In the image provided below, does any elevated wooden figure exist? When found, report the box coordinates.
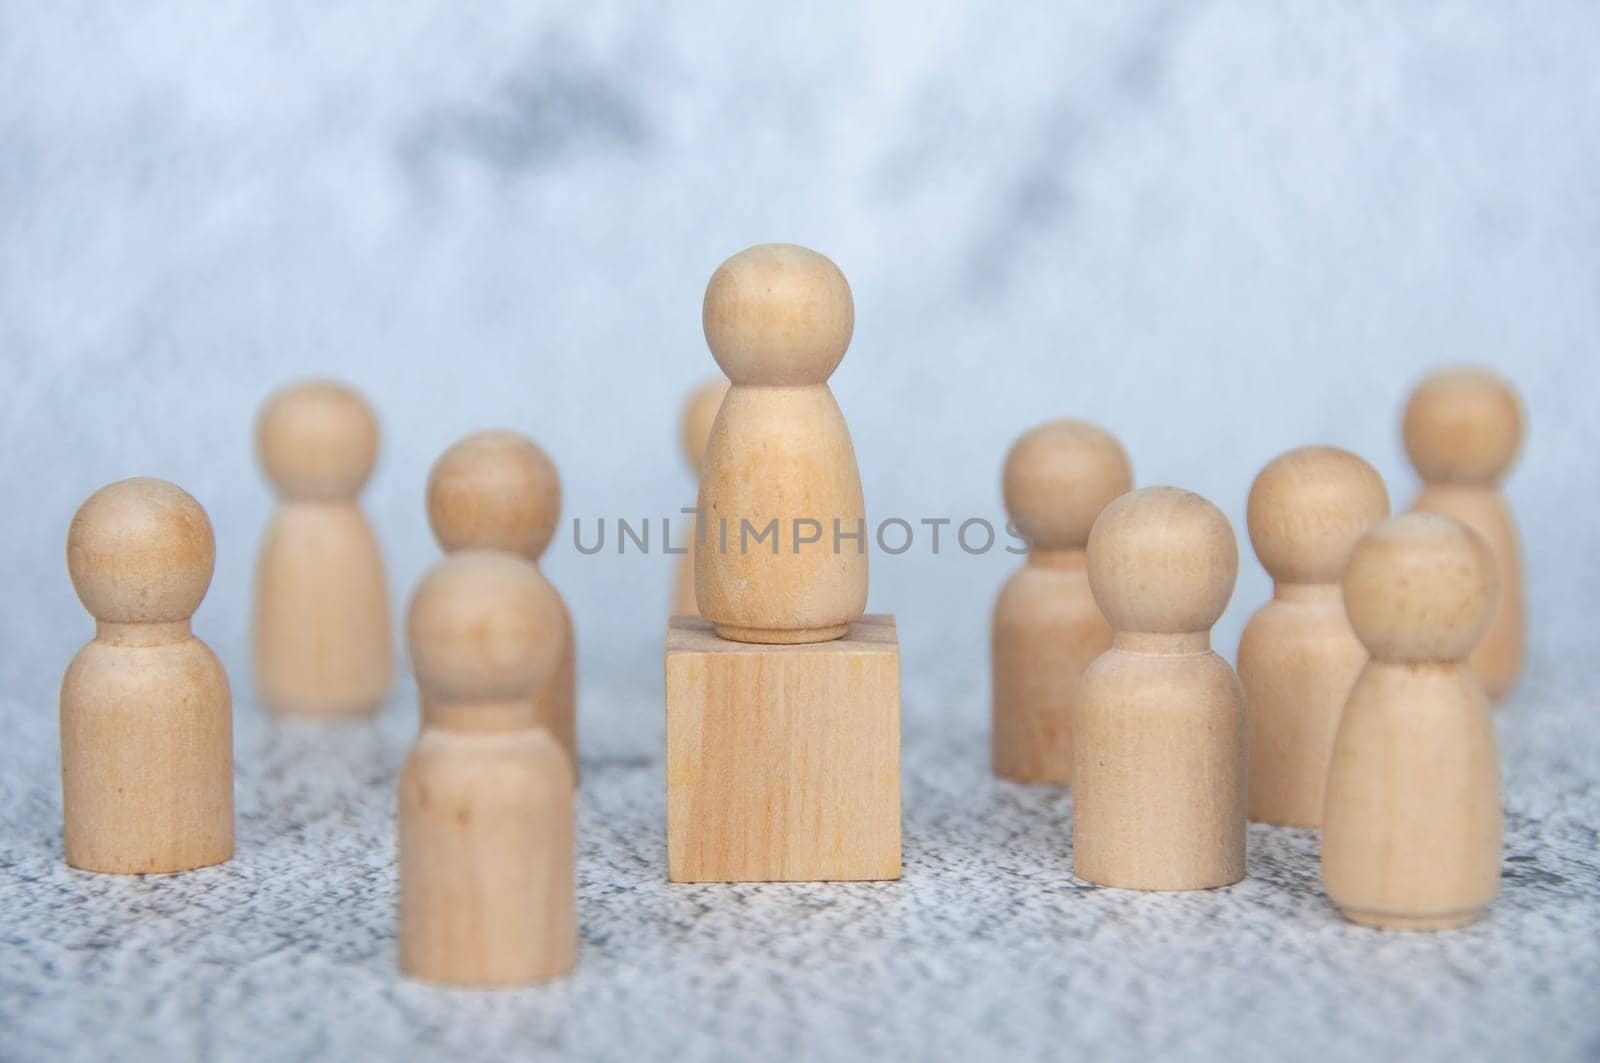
[1238,446,1389,826]
[992,419,1131,785]
[61,478,233,874]
[1403,366,1524,699]
[399,551,576,984]
[672,377,730,618]
[1322,513,1502,931]
[666,244,900,882]
[1074,486,1247,891]
[253,379,392,718]
[695,243,867,644]
[427,430,576,774]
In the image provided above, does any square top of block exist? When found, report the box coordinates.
[667,615,898,655]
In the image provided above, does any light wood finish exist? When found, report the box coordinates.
[1074,486,1246,891]
[427,430,576,775]
[253,379,392,718]
[1323,513,1502,930]
[1239,446,1389,827]
[399,551,576,985]
[992,419,1131,785]
[695,244,867,644]
[672,378,730,619]
[1403,366,1524,699]
[665,615,901,882]
[61,478,233,874]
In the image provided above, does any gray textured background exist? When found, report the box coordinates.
[2,3,1598,1060]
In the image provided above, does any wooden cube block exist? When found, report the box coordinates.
[665,615,902,882]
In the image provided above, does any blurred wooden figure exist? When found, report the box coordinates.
[61,478,233,873]
[1074,486,1246,890]
[1239,446,1389,826]
[1323,513,1502,930]
[992,419,1131,785]
[695,243,867,643]
[1404,366,1524,698]
[253,379,392,718]
[399,551,576,985]
[427,430,575,774]
[672,378,729,618]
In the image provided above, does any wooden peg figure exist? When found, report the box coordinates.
[1238,446,1389,826]
[1074,486,1246,891]
[61,478,233,873]
[672,378,730,618]
[992,419,1132,784]
[426,430,575,774]
[399,551,576,985]
[1322,513,1501,930]
[253,379,392,718]
[696,244,867,644]
[1403,366,1525,698]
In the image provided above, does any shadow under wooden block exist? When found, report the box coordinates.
[665,615,902,882]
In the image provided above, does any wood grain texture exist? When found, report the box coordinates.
[665,615,900,882]
[61,478,233,874]
[1322,512,1502,930]
[694,244,867,644]
[399,551,576,984]
[1073,486,1246,891]
[672,378,729,619]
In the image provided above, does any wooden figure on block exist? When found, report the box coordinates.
[399,550,576,985]
[61,478,233,874]
[427,430,575,775]
[672,377,729,618]
[1322,513,1502,931]
[666,244,900,882]
[696,243,867,644]
[992,419,1131,785]
[253,379,392,718]
[1238,446,1389,827]
[1403,366,1525,699]
[1073,486,1247,891]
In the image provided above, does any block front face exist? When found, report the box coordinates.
[666,615,901,882]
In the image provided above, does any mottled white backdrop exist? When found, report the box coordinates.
[3,2,1596,733]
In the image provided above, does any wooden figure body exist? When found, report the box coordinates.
[399,551,576,985]
[1238,446,1389,826]
[1403,366,1524,698]
[673,378,729,618]
[427,430,575,774]
[695,244,867,644]
[253,380,392,718]
[1323,513,1502,930]
[992,419,1131,784]
[61,478,233,874]
[1073,486,1246,891]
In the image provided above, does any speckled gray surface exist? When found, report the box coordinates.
[3,658,1598,1062]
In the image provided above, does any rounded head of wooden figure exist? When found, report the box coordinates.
[256,379,379,501]
[702,244,854,386]
[1087,486,1238,635]
[67,477,215,626]
[1403,366,1524,486]
[1343,512,1497,663]
[680,378,730,471]
[408,551,565,712]
[1247,445,1390,586]
[427,430,561,561]
[1003,419,1132,553]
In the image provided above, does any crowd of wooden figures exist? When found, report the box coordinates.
[58,245,1524,985]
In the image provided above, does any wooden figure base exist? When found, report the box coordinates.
[665,615,901,882]
[1339,907,1483,932]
